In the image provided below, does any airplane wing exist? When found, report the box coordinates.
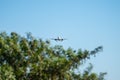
[51,38,58,41]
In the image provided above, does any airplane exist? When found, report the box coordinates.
[51,36,67,42]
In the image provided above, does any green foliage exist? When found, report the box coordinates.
[0,64,16,80]
[0,32,106,80]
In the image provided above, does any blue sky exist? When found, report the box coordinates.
[0,0,120,80]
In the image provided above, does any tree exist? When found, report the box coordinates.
[0,32,106,80]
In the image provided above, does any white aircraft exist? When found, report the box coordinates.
[51,36,67,42]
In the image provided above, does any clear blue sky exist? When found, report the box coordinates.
[0,0,120,80]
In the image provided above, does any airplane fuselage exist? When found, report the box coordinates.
[52,37,66,41]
